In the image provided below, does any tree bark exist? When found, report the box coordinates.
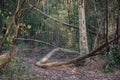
[105,0,109,43]
[0,0,26,52]
[78,0,89,57]
[117,0,120,47]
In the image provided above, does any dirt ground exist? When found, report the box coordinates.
[14,46,120,80]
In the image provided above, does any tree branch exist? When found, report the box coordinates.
[35,35,120,68]
[0,0,40,67]
[14,38,56,47]
[0,0,26,50]
[27,3,98,35]
[37,48,79,64]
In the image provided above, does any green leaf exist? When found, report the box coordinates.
[27,25,32,29]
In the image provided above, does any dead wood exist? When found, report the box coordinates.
[35,35,120,68]
[14,38,56,47]
[36,48,79,64]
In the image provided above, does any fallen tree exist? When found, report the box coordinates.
[37,48,79,64]
[13,38,79,64]
[35,35,120,68]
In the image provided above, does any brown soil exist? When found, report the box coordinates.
[15,46,120,80]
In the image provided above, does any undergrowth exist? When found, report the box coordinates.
[0,58,30,80]
[102,44,120,73]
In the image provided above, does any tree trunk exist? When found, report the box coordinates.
[117,0,120,47]
[67,0,73,47]
[105,0,109,43]
[115,12,120,45]
[78,0,89,57]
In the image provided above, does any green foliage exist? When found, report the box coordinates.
[102,44,120,73]
[106,44,120,65]
[2,58,30,79]
[101,65,114,73]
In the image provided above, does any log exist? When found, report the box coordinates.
[35,35,120,68]
[36,48,79,64]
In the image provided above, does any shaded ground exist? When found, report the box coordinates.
[14,46,120,80]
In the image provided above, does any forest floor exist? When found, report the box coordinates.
[6,46,120,80]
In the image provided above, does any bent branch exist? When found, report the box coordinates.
[35,35,120,68]
[37,48,79,64]
[27,3,98,35]
[14,38,56,47]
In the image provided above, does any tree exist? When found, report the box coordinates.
[78,0,89,57]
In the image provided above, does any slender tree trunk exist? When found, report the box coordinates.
[67,0,73,47]
[116,0,120,48]
[78,0,89,57]
[105,0,110,54]
[67,0,71,23]
[105,0,109,43]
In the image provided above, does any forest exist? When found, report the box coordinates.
[0,0,120,80]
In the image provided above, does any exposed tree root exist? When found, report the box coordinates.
[35,36,120,68]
